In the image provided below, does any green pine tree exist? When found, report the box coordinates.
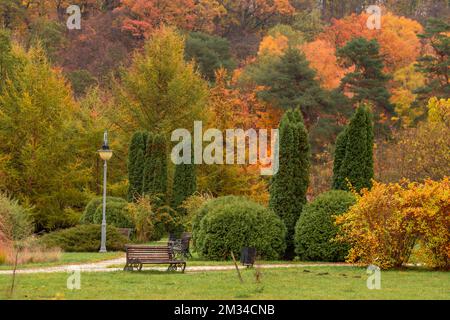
[269,108,310,259]
[172,162,197,214]
[333,104,374,192]
[337,38,393,114]
[248,47,330,120]
[414,18,450,103]
[127,131,146,202]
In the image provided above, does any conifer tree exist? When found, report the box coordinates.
[269,108,310,259]
[142,133,168,202]
[333,105,374,192]
[127,131,146,201]
[172,163,196,214]
[338,38,393,113]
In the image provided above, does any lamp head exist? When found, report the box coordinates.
[98,130,113,161]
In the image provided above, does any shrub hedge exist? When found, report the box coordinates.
[194,196,286,260]
[294,190,355,262]
[80,197,133,229]
[39,224,128,252]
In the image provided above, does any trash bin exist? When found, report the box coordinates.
[240,247,256,267]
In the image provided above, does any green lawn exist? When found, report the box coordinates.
[1,266,448,300]
[0,252,124,270]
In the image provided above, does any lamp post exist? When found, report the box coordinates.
[98,130,113,253]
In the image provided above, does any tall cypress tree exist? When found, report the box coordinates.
[331,127,348,190]
[127,131,146,201]
[172,163,197,214]
[269,108,310,259]
[333,104,374,192]
[142,133,168,202]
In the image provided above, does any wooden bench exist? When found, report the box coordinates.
[124,245,186,272]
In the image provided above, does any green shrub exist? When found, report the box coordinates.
[39,224,128,252]
[294,190,355,262]
[80,197,127,225]
[93,202,134,229]
[192,196,238,249]
[0,192,33,241]
[194,197,286,260]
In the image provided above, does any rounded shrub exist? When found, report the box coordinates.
[294,190,355,262]
[194,197,286,260]
[93,202,134,229]
[39,224,128,252]
[192,196,242,249]
[80,196,127,225]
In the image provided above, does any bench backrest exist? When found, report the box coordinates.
[125,245,173,261]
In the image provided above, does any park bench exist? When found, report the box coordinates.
[124,245,186,272]
[168,232,192,259]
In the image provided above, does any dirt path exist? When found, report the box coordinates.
[0,257,353,275]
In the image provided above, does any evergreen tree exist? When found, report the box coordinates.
[249,47,330,120]
[337,38,394,114]
[331,127,348,189]
[333,105,374,192]
[127,131,146,202]
[172,163,196,214]
[415,18,450,103]
[142,133,168,202]
[184,32,236,82]
[269,108,310,259]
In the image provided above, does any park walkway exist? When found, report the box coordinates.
[0,257,352,275]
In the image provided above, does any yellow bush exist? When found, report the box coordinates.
[401,178,450,269]
[336,178,450,270]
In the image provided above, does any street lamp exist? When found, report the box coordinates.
[98,130,113,253]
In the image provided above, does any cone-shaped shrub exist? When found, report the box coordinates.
[172,163,196,214]
[269,108,310,259]
[127,131,146,201]
[332,104,374,192]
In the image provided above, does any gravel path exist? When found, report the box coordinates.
[0,257,353,275]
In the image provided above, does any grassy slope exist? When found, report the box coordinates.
[0,266,448,300]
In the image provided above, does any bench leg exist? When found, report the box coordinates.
[138,264,143,271]
[182,263,186,273]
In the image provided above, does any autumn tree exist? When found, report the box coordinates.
[113,27,208,135]
[337,37,393,114]
[217,0,295,35]
[390,64,426,127]
[375,98,450,183]
[119,0,224,39]
[0,44,92,230]
[270,108,310,259]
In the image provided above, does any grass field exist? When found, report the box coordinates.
[0,252,123,270]
[1,266,448,300]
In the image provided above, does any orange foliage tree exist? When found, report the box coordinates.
[319,12,423,73]
[118,0,224,38]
